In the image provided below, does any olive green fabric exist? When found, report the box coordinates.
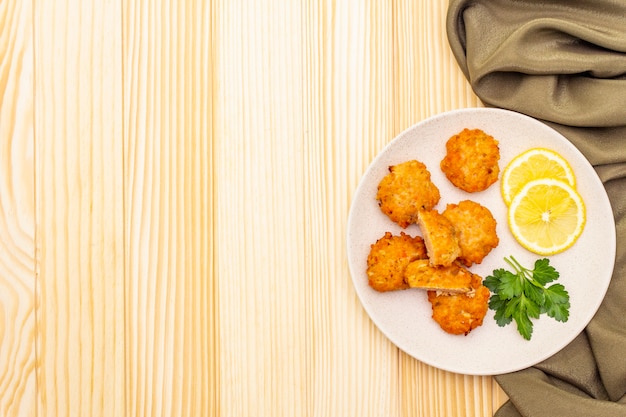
[446,1,626,416]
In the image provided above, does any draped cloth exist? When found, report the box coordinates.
[446,1,626,415]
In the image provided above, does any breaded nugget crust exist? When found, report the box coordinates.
[427,274,490,335]
[366,232,427,292]
[440,128,500,192]
[405,260,472,293]
[377,160,441,228]
[417,209,461,267]
[442,200,499,266]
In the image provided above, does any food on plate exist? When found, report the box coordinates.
[501,147,576,206]
[508,178,585,256]
[365,128,510,335]
[405,259,473,294]
[442,200,499,266]
[416,209,461,267]
[428,273,490,336]
[366,231,427,292]
[376,160,441,228]
[440,128,500,192]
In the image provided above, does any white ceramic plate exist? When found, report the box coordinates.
[347,108,616,376]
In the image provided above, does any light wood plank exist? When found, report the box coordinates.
[214,1,311,415]
[33,1,125,415]
[123,1,218,415]
[392,0,481,126]
[302,1,401,415]
[0,0,35,416]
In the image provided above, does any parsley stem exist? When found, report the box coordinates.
[504,255,526,277]
[504,256,544,289]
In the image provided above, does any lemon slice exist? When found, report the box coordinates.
[501,148,576,206]
[508,178,585,255]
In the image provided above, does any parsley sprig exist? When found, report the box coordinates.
[483,256,570,340]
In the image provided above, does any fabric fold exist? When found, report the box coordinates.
[446,1,626,415]
[448,0,626,129]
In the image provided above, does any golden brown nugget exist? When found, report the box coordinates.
[427,274,490,336]
[366,232,428,292]
[440,128,500,193]
[442,200,499,267]
[405,260,472,294]
[416,209,461,267]
[376,160,441,228]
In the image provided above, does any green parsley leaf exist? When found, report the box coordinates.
[543,284,570,322]
[513,307,534,341]
[498,270,523,299]
[523,279,545,306]
[483,255,569,340]
[483,270,504,292]
[532,258,559,286]
[520,294,541,319]
[489,296,513,327]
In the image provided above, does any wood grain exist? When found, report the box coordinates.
[215,1,311,415]
[123,1,218,416]
[34,1,125,416]
[0,0,35,415]
[0,0,511,415]
[302,1,400,415]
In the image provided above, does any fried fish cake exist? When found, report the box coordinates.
[404,259,472,294]
[440,128,500,193]
[416,209,461,267]
[366,232,428,292]
[376,160,441,228]
[442,200,499,267]
[427,274,490,336]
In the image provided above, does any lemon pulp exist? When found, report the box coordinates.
[508,178,585,255]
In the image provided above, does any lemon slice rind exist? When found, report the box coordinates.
[501,147,576,206]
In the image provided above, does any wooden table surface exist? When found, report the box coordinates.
[1,0,509,415]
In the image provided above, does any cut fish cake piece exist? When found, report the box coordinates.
[404,260,472,294]
[442,200,499,267]
[417,209,461,267]
[366,231,428,292]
